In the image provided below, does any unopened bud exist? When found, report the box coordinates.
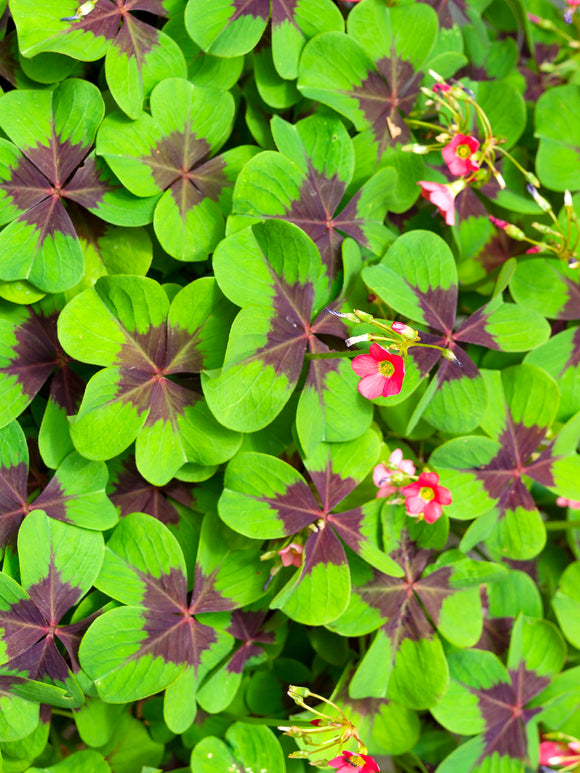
[325,308,360,323]
[528,13,556,29]
[280,726,303,738]
[352,309,375,324]
[428,69,445,82]
[401,143,430,155]
[569,255,579,269]
[494,172,506,190]
[527,184,552,212]
[288,685,311,699]
[345,334,372,347]
[564,190,574,209]
[288,751,310,760]
[504,224,526,241]
[442,349,463,366]
[531,221,560,237]
[392,321,418,340]
[524,171,540,187]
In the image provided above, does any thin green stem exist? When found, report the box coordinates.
[545,520,580,531]
[305,351,358,360]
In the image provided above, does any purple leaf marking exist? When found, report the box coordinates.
[109,457,192,524]
[0,462,29,548]
[230,0,270,23]
[225,610,275,674]
[357,536,453,644]
[471,663,548,763]
[475,423,554,517]
[0,569,96,684]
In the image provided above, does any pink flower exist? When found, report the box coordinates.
[373,450,416,498]
[557,497,580,510]
[433,83,452,93]
[417,179,466,226]
[329,751,380,773]
[402,472,452,524]
[525,245,542,254]
[351,344,405,399]
[539,740,580,766]
[489,215,509,230]
[391,321,417,340]
[566,0,580,7]
[442,134,480,177]
[278,543,304,568]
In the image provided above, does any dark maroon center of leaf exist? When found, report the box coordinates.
[350,56,421,150]
[475,422,552,516]
[110,457,192,525]
[357,536,453,646]
[472,664,549,763]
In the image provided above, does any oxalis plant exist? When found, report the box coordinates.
[0,0,580,771]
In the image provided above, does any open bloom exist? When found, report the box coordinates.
[351,344,405,399]
[278,543,304,568]
[442,134,480,176]
[373,450,416,498]
[329,751,380,773]
[417,179,466,226]
[402,472,452,524]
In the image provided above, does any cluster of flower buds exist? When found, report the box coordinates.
[400,71,573,233]
[374,449,452,524]
[278,686,380,771]
[326,308,461,400]
[489,189,579,268]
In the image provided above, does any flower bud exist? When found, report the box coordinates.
[288,685,311,699]
[345,333,372,347]
[564,190,574,209]
[401,143,430,154]
[531,222,560,237]
[568,255,579,269]
[524,171,540,187]
[352,309,375,324]
[527,184,552,212]
[392,321,418,340]
[504,224,526,241]
[325,308,360,323]
[442,349,463,366]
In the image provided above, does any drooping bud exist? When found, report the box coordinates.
[288,685,311,699]
[392,321,419,340]
[325,308,360,323]
[401,143,430,154]
[527,184,552,212]
[352,309,375,324]
[524,171,540,187]
[569,255,579,269]
[345,333,372,347]
[442,349,463,366]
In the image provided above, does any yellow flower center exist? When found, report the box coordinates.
[378,360,395,377]
[457,143,471,158]
[345,757,366,768]
[419,486,435,501]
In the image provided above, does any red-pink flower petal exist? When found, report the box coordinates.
[358,373,387,399]
[351,354,380,378]
[418,181,459,225]
[373,463,392,487]
[329,751,380,773]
